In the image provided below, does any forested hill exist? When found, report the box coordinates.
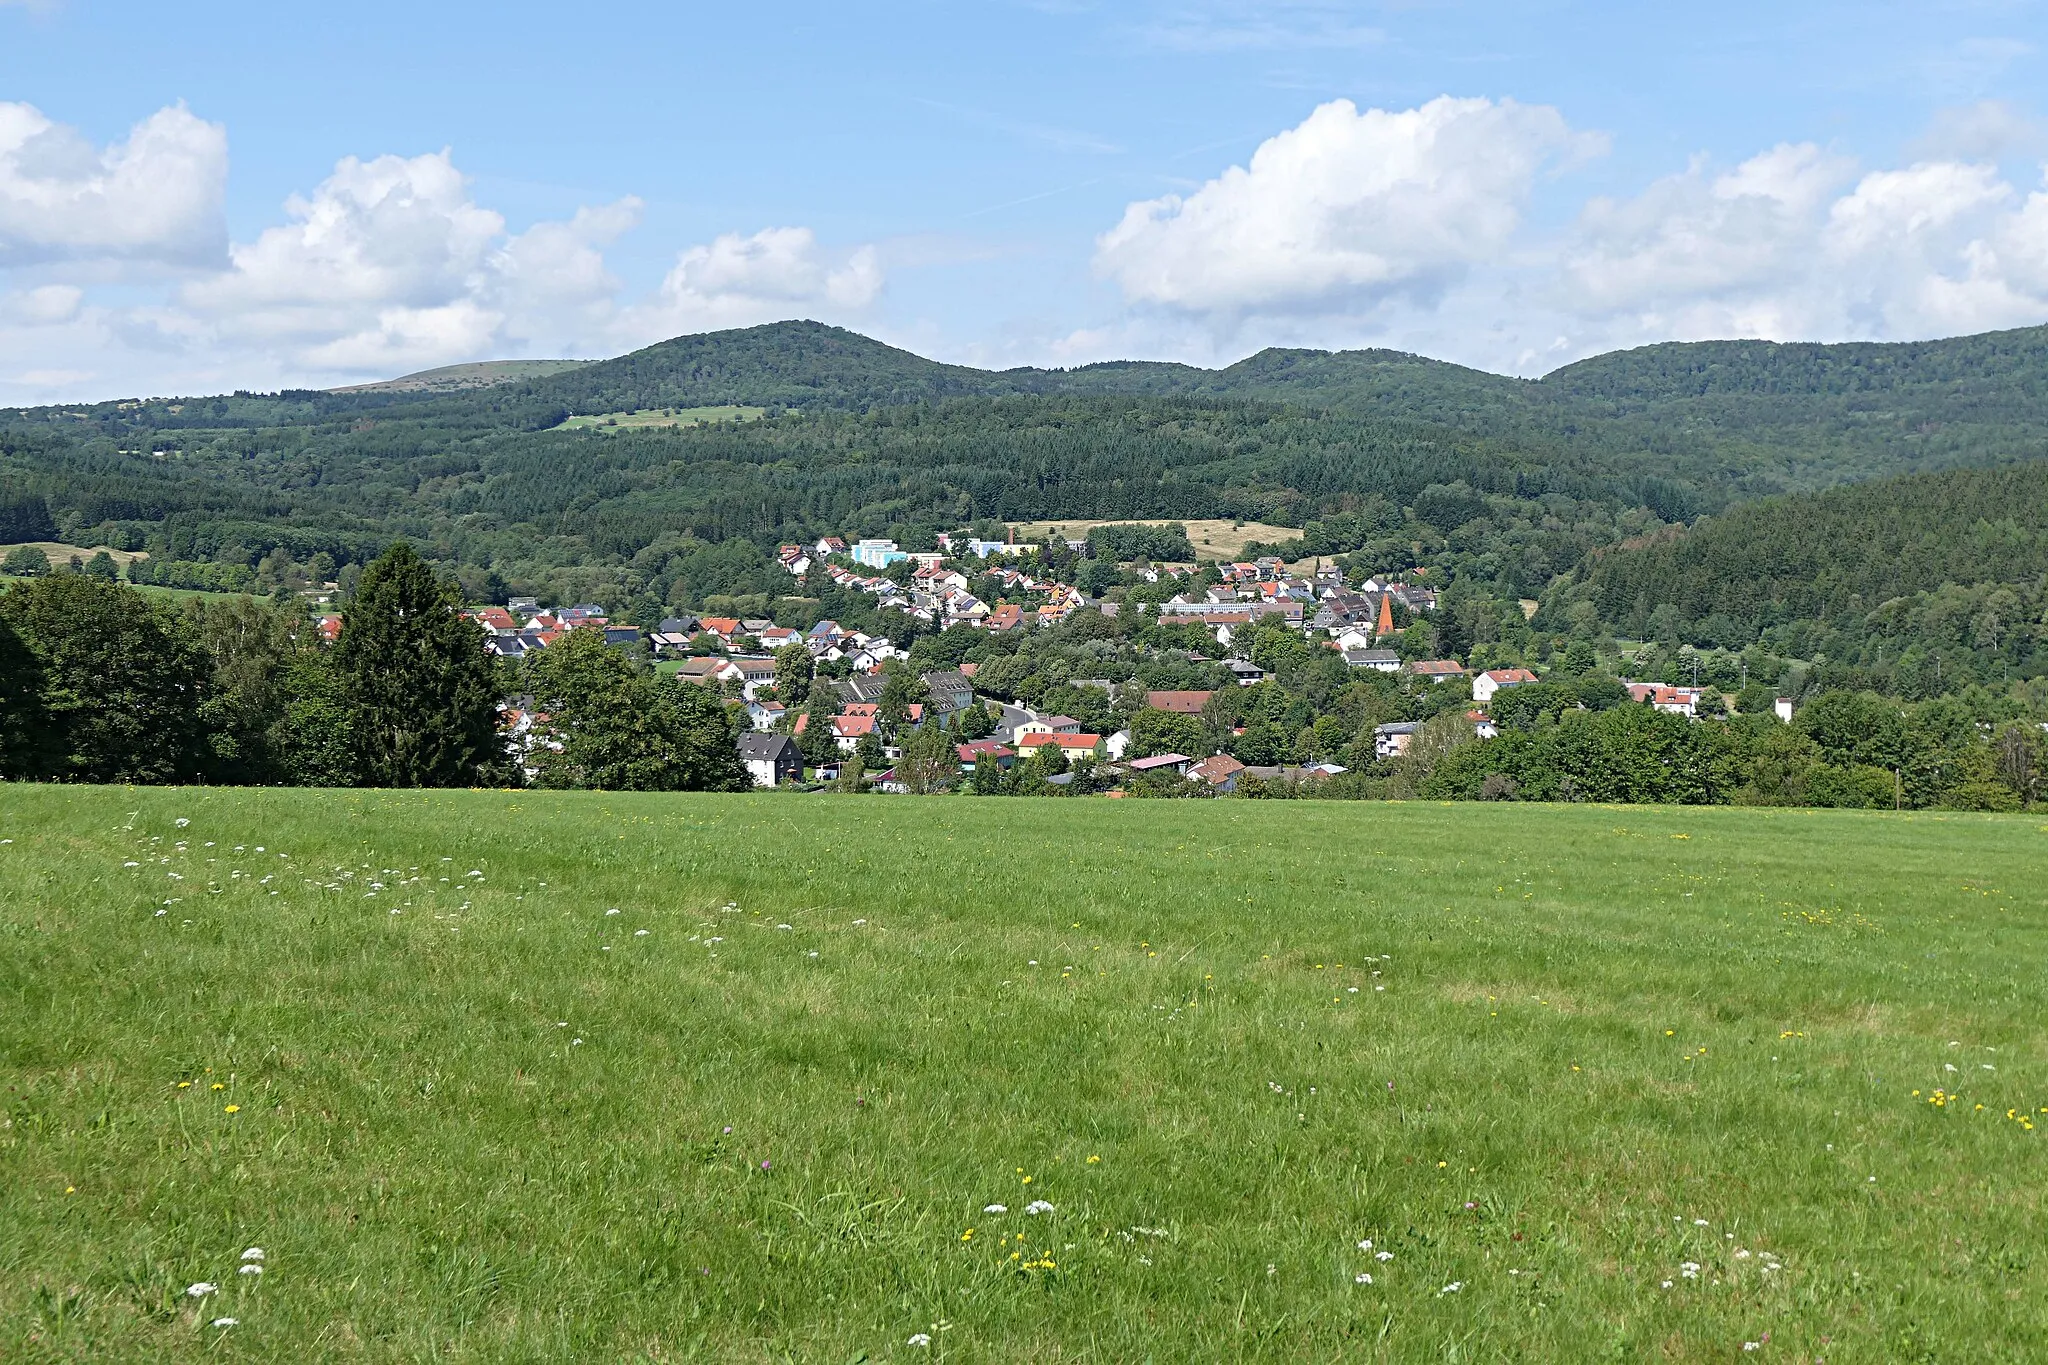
[4,317,2048,626]
[503,319,2048,489]
[1547,459,2048,693]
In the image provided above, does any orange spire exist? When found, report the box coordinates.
[1375,593,1395,639]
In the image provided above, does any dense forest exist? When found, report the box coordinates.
[5,318,2048,700]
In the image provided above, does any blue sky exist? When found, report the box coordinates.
[3,0,2047,400]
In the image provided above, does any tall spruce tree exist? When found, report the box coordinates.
[335,544,501,787]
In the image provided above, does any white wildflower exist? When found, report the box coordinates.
[241,1247,264,1261]
[238,1263,263,1275]
[635,929,650,936]
[908,1333,932,1347]
[1354,1272,1373,1284]
[1377,1250,1393,1261]
[1025,1200,1054,1215]
[186,1282,217,1297]
[983,1204,1007,1214]
[605,908,620,916]
[1438,1281,1463,1294]
[209,1317,238,1327]
[175,818,190,827]
[1356,1239,1372,1251]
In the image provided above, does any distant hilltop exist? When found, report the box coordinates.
[329,358,593,395]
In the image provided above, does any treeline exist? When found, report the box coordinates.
[0,547,746,793]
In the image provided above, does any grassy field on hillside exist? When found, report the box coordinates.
[1008,518,1302,561]
[553,405,765,432]
[2,790,2044,1362]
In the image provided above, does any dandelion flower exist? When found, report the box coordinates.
[223,1104,240,1114]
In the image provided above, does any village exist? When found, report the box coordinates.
[407,527,1749,796]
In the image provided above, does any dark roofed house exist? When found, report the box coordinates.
[737,733,803,787]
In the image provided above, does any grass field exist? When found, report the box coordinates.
[1007,518,1304,562]
[0,542,149,573]
[554,406,765,432]
[2,789,2044,1362]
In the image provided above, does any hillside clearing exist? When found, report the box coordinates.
[0,541,148,571]
[553,405,765,432]
[1009,518,1303,561]
[2,790,2043,1361]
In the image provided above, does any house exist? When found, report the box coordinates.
[1104,728,1133,761]
[1016,732,1102,758]
[1374,721,1423,758]
[831,711,878,752]
[1126,752,1195,778]
[955,740,1016,773]
[1343,648,1402,672]
[922,670,975,718]
[737,733,804,787]
[314,613,343,643]
[746,699,788,732]
[1038,715,1083,735]
[986,604,1026,633]
[832,675,884,706]
[1188,753,1247,789]
[1145,690,1214,715]
[602,625,641,648]
[697,616,742,646]
[1225,660,1268,687]
[471,606,518,633]
[1331,625,1377,652]
[673,658,730,687]
[1472,668,1539,705]
[1466,710,1499,740]
[1774,697,1795,723]
[484,635,528,658]
[728,656,781,699]
[1624,682,1704,717]
[757,626,801,652]
[814,535,848,558]
[1408,660,1468,683]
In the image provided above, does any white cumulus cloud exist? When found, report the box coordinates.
[0,100,226,266]
[621,226,883,341]
[1561,145,2048,346]
[1095,95,1597,318]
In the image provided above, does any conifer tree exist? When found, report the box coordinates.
[335,543,501,787]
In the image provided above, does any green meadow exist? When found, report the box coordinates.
[553,405,765,432]
[2,788,2044,1362]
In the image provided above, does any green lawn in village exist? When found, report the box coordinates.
[2,788,2044,1363]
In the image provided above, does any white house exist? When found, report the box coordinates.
[1471,668,1539,705]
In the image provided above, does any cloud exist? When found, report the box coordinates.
[1560,144,2048,345]
[621,227,883,340]
[1906,100,2048,162]
[166,151,877,379]
[1095,96,1596,319]
[0,100,226,266]
[0,112,886,399]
